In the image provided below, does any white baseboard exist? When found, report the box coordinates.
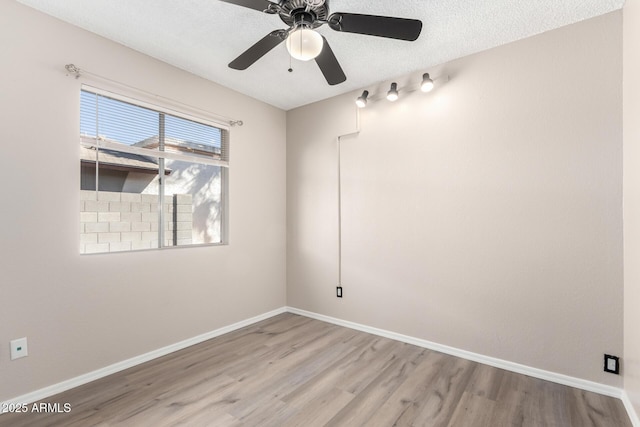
[286,306,623,399]
[622,391,640,427]
[0,307,287,410]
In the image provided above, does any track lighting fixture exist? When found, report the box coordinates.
[386,83,399,102]
[355,72,444,106]
[355,90,369,108]
[421,73,434,92]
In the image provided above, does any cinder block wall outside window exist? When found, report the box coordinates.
[79,190,193,254]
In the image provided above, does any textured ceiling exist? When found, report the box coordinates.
[17,0,624,110]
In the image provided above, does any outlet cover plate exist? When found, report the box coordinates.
[604,354,619,374]
[10,337,28,360]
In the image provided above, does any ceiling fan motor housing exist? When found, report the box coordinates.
[279,0,330,28]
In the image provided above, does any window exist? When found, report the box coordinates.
[79,86,229,254]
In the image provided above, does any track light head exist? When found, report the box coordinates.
[421,73,434,92]
[355,90,369,108]
[387,83,399,102]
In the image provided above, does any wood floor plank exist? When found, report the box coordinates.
[227,327,358,420]
[446,391,496,427]
[325,345,431,426]
[281,388,354,427]
[0,313,632,427]
[367,350,448,426]
[465,362,505,401]
[333,339,417,396]
[281,336,395,409]
[411,356,477,426]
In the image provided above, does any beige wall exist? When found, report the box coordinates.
[287,12,623,386]
[0,1,286,401]
[624,0,640,417]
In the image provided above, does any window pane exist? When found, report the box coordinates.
[80,90,159,149]
[79,146,222,253]
[80,147,162,193]
[160,161,223,245]
[164,114,224,161]
[80,144,163,254]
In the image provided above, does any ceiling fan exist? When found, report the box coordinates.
[221,0,423,85]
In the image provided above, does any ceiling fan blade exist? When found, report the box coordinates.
[229,30,285,70]
[218,0,271,12]
[315,36,346,86]
[328,13,422,41]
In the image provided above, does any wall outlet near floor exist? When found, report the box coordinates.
[10,337,28,360]
[336,286,343,298]
[604,354,619,374]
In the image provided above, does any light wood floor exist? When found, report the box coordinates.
[0,313,632,426]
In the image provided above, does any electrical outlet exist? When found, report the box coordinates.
[10,337,28,360]
[336,286,343,298]
[604,354,619,374]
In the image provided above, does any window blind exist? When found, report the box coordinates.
[80,87,229,167]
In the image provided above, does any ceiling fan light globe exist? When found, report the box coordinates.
[286,28,324,61]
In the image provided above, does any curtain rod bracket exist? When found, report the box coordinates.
[65,63,81,79]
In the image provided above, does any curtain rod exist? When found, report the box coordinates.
[65,64,243,127]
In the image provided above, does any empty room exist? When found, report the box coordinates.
[1,0,640,425]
